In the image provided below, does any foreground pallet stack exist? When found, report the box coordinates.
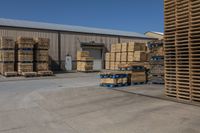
[100,72,130,87]
[77,51,93,72]
[105,42,148,70]
[17,37,36,77]
[164,0,200,102]
[0,37,17,76]
[34,38,53,76]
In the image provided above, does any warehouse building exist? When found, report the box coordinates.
[145,31,164,40]
[0,18,153,71]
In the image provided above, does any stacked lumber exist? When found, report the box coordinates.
[0,37,17,76]
[105,42,148,70]
[16,37,36,77]
[99,72,131,88]
[34,38,53,76]
[164,0,200,103]
[77,51,93,72]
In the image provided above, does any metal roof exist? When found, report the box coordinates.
[0,18,150,38]
[145,31,164,36]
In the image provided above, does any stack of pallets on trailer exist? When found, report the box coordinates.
[0,37,17,77]
[34,38,53,76]
[105,42,148,70]
[16,37,36,77]
[164,0,200,103]
[100,72,131,88]
[77,51,94,72]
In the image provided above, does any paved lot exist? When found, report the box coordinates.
[0,73,200,133]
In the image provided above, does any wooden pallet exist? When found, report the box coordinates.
[100,83,129,88]
[21,72,37,77]
[37,71,53,76]
[17,37,35,45]
[3,72,18,77]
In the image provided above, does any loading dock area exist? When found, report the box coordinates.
[0,73,199,133]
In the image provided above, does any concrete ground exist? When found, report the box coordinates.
[0,73,200,133]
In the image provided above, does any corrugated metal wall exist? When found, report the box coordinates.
[0,27,59,70]
[120,36,149,43]
[0,27,151,71]
[60,32,119,61]
[60,32,119,70]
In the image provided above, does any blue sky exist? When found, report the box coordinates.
[0,0,164,34]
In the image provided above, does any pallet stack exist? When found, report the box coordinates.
[105,42,148,70]
[100,72,130,88]
[148,41,164,84]
[34,38,53,76]
[0,37,17,76]
[77,51,93,72]
[16,37,36,77]
[118,64,147,85]
[164,0,200,102]
[148,41,164,58]
[149,56,164,84]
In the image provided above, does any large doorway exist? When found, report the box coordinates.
[81,42,105,71]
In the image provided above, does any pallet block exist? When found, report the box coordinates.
[105,61,110,70]
[121,43,128,52]
[77,51,90,61]
[105,53,110,62]
[18,50,33,62]
[116,53,121,62]
[115,43,122,53]
[34,38,50,50]
[0,50,15,62]
[111,44,116,53]
[35,50,49,62]
[17,37,35,44]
